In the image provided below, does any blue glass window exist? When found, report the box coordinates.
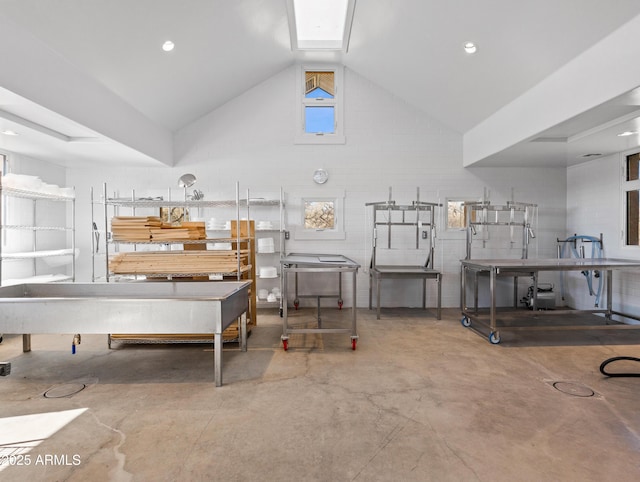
[305,106,335,134]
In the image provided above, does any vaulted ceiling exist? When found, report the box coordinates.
[2,0,640,168]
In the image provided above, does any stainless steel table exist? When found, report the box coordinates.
[0,281,251,386]
[369,265,441,320]
[460,258,640,344]
[280,253,360,350]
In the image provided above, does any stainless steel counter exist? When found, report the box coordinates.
[0,281,251,386]
[460,258,640,344]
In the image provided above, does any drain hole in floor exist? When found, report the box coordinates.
[44,383,86,398]
[552,381,595,397]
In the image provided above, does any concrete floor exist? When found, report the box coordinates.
[1,307,640,481]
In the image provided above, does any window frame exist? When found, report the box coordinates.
[295,65,345,145]
[292,191,346,240]
[437,197,479,241]
[623,151,640,248]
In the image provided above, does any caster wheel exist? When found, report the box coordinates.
[0,336,3,344]
[282,339,288,351]
[489,332,501,345]
[351,338,357,350]
[294,300,299,310]
[461,316,471,327]
[338,300,344,310]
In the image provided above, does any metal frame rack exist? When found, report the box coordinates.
[366,187,442,319]
[92,182,247,282]
[91,183,284,282]
[90,182,283,346]
[252,188,286,310]
[0,177,76,286]
[463,194,538,312]
[556,233,605,308]
[465,198,538,260]
[0,174,76,347]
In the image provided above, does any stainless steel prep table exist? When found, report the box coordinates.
[369,266,441,320]
[0,281,251,386]
[280,253,360,350]
[460,258,640,344]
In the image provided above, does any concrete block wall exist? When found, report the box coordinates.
[60,66,567,308]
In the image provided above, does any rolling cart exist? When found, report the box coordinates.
[280,253,360,351]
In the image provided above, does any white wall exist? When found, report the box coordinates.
[62,65,567,308]
[567,152,640,320]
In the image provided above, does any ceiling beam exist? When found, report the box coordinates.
[463,12,640,167]
[0,15,173,166]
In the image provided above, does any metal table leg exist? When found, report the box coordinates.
[436,272,442,320]
[214,331,222,387]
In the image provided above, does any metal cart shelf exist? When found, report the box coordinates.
[280,253,360,351]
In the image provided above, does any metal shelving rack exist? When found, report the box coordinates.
[91,184,284,281]
[0,180,76,286]
[92,182,246,281]
[90,182,284,345]
[251,188,286,309]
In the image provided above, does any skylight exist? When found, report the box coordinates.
[290,0,355,50]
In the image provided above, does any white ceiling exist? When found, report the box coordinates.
[2,0,640,168]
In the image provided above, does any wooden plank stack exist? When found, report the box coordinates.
[181,221,207,239]
[111,216,163,241]
[109,250,250,275]
[109,218,256,344]
[111,217,207,242]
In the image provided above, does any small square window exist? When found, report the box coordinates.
[446,200,474,230]
[304,200,335,229]
[292,191,345,240]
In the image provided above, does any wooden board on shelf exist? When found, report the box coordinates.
[111,218,207,242]
[183,226,208,280]
[108,250,250,275]
[108,220,256,344]
[109,324,251,343]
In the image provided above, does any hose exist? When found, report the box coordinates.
[599,356,640,377]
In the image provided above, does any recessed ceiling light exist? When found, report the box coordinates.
[464,42,477,54]
[1,130,18,136]
[617,130,637,137]
[162,40,175,52]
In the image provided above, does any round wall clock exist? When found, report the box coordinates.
[313,168,329,184]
